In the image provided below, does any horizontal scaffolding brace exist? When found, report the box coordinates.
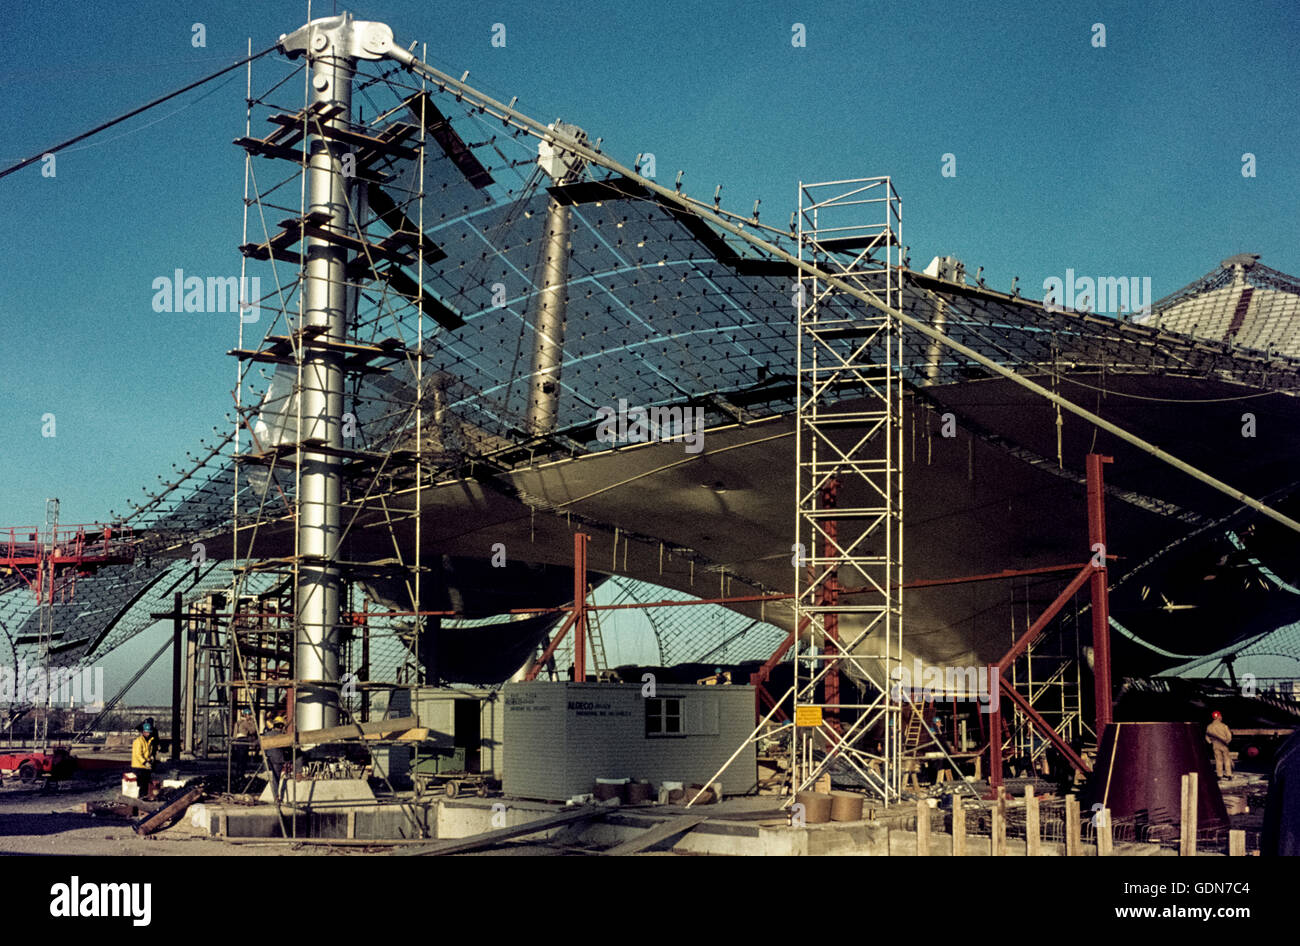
[229,330,415,372]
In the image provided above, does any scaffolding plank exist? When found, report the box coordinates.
[299,220,416,267]
[229,333,415,371]
[394,806,608,857]
[313,122,419,161]
[260,715,420,749]
[265,102,344,129]
[239,211,329,261]
[134,786,204,836]
[598,813,709,855]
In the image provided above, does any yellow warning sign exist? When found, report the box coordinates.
[795,706,823,728]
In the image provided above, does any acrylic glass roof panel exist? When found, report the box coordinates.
[0,560,194,668]
[74,58,1300,674]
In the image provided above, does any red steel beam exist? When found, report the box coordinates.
[894,562,1095,590]
[340,562,1110,623]
[749,616,807,722]
[523,610,577,682]
[999,676,1092,774]
[1087,453,1115,734]
[573,532,588,682]
[996,564,1095,675]
[988,663,1003,794]
[522,532,591,682]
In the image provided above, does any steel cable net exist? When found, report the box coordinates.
[0,560,274,670]
[16,51,1300,672]
[532,576,788,672]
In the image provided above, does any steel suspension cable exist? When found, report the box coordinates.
[0,44,278,181]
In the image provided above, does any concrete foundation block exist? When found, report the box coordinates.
[259,778,376,805]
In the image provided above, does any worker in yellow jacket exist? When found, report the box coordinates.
[1206,711,1233,780]
[131,720,158,799]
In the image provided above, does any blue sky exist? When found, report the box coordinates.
[1,0,1297,699]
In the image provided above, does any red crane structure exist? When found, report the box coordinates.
[0,504,134,610]
[0,499,134,751]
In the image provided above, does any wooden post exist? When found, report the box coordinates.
[916,798,930,856]
[1228,830,1245,857]
[952,800,966,857]
[1065,794,1080,857]
[1180,772,1198,857]
[1096,808,1113,856]
[1025,786,1040,856]
[992,797,1007,856]
[148,592,188,764]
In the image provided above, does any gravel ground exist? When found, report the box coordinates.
[0,778,366,856]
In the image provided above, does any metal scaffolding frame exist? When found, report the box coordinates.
[792,178,904,802]
[224,17,439,818]
[1006,585,1089,768]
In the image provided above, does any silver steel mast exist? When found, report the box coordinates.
[278,13,400,732]
[527,121,587,435]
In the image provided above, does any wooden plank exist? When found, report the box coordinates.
[1065,795,1080,857]
[1228,830,1246,857]
[395,806,607,857]
[114,793,166,815]
[600,814,710,856]
[260,715,420,749]
[134,786,203,837]
[916,799,930,856]
[1025,786,1040,857]
[1096,809,1113,856]
[1180,772,1198,857]
[992,798,1007,857]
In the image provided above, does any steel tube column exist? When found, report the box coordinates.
[295,25,354,732]
[527,199,569,435]
[277,14,400,731]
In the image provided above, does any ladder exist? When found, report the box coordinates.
[584,583,608,673]
[903,700,931,752]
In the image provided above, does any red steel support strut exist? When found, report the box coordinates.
[1087,453,1115,736]
[572,531,589,682]
[522,532,591,682]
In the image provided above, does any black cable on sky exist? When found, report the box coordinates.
[0,43,279,182]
